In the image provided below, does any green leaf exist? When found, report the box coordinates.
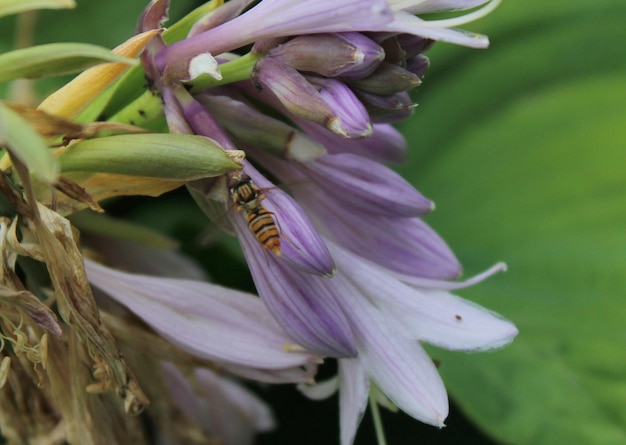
[0,0,74,18]
[397,1,626,443]
[59,133,241,180]
[0,43,137,83]
[0,101,59,183]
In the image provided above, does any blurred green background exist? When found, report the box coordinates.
[396,0,626,444]
[2,0,625,444]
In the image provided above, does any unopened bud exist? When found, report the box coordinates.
[198,94,326,161]
[356,91,416,123]
[254,57,370,138]
[347,62,421,95]
[269,32,384,78]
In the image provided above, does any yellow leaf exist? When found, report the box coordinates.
[38,29,161,120]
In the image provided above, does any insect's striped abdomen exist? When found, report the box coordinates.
[246,208,281,256]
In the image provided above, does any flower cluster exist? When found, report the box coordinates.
[0,0,515,444]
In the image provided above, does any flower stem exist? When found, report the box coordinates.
[369,386,388,445]
[187,52,263,93]
[107,90,163,128]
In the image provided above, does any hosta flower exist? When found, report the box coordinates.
[100,0,515,441]
[0,0,516,444]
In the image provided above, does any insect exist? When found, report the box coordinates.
[228,173,282,257]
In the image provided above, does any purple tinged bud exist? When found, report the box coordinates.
[254,57,337,126]
[177,90,237,149]
[347,62,421,96]
[377,35,407,67]
[306,76,373,138]
[254,57,370,138]
[269,33,384,78]
[406,54,430,79]
[137,0,168,85]
[396,34,435,58]
[356,90,416,123]
[198,94,327,162]
[299,153,433,218]
[137,0,169,34]
[162,88,194,134]
[252,37,289,56]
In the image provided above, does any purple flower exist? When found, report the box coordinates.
[162,362,275,445]
[84,258,321,381]
[131,0,516,439]
[156,0,395,70]
[299,243,516,444]
[267,32,385,78]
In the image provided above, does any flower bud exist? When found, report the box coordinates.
[198,94,327,162]
[269,32,384,78]
[406,54,430,79]
[307,76,372,138]
[347,62,421,95]
[254,57,371,138]
[356,90,415,123]
[396,34,435,58]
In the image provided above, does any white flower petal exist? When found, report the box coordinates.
[223,362,318,385]
[389,0,490,14]
[338,359,370,445]
[298,375,339,401]
[331,245,517,351]
[344,287,449,426]
[85,259,318,370]
[384,10,489,48]
[329,264,449,426]
[387,289,519,351]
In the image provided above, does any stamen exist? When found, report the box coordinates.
[418,0,502,28]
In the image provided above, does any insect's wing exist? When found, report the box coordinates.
[187,181,235,235]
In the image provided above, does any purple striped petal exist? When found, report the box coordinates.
[297,119,408,164]
[157,0,394,69]
[331,244,518,352]
[297,153,433,217]
[338,359,370,445]
[234,218,356,358]
[243,165,336,276]
[85,259,319,371]
[300,192,462,279]
[329,264,449,427]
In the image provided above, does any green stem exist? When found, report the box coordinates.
[369,387,388,445]
[107,90,164,127]
[187,52,263,93]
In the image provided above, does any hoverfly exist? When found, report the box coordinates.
[227,173,282,257]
